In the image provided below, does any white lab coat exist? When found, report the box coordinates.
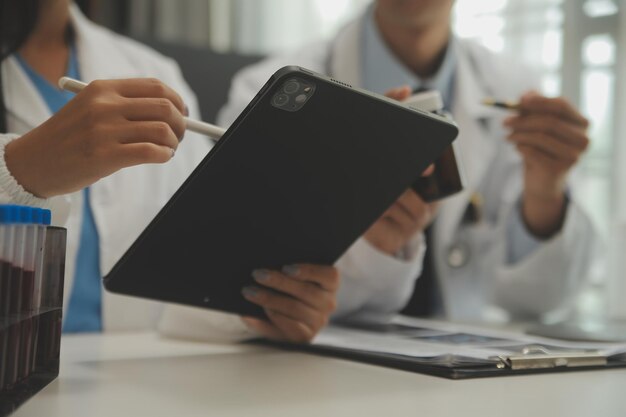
[0,6,216,331]
[0,6,426,340]
[218,18,598,323]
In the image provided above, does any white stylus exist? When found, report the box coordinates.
[58,77,227,140]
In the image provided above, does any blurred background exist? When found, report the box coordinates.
[78,0,626,320]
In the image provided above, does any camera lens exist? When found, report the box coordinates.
[283,80,300,94]
[272,93,289,107]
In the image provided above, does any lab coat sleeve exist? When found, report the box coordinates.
[506,201,543,263]
[158,305,259,343]
[491,196,597,319]
[474,107,599,319]
[333,235,426,321]
[453,43,597,320]
[0,133,70,225]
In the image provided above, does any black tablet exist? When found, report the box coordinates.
[103,66,459,318]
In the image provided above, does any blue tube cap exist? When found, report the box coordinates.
[18,205,33,224]
[32,208,43,225]
[0,205,14,223]
[42,209,52,226]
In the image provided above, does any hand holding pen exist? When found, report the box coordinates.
[484,91,590,237]
[59,77,226,139]
[5,78,213,198]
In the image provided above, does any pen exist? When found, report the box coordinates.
[58,77,227,140]
[481,97,520,111]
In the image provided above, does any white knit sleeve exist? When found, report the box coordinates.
[0,134,71,226]
[0,133,50,207]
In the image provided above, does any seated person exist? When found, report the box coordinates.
[0,0,340,343]
[213,0,597,326]
[1,0,429,343]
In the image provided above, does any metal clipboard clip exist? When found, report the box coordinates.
[495,345,608,370]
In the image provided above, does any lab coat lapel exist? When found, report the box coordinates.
[329,26,502,250]
[434,43,500,249]
[1,6,125,132]
[2,4,121,133]
[71,5,122,83]
[2,57,52,133]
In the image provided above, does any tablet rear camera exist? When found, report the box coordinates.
[272,77,315,112]
[283,80,300,94]
[272,93,290,107]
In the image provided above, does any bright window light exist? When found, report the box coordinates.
[542,30,562,69]
[541,74,561,97]
[581,69,614,155]
[582,34,616,67]
[583,0,619,17]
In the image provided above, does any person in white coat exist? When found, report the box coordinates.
[0,0,344,343]
[217,0,598,323]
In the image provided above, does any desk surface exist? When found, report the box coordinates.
[12,332,626,417]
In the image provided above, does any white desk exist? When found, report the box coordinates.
[12,332,626,417]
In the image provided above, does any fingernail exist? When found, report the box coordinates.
[242,286,259,298]
[170,148,176,158]
[282,264,300,278]
[252,269,271,282]
[184,104,190,116]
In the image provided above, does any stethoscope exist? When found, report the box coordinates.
[445,192,484,269]
[441,46,497,270]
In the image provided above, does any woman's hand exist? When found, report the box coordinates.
[241,264,339,343]
[5,78,187,198]
[365,189,438,255]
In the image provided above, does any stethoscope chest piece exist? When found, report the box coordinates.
[446,241,470,268]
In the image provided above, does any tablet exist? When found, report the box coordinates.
[103,66,459,318]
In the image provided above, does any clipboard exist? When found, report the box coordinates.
[262,318,626,379]
[293,344,626,380]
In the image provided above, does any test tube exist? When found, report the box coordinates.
[29,209,49,374]
[3,205,26,388]
[17,207,38,381]
[36,223,65,372]
[1,207,62,404]
[0,205,15,391]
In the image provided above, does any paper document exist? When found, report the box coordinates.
[313,316,626,363]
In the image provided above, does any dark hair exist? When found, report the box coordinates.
[0,0,41,133]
